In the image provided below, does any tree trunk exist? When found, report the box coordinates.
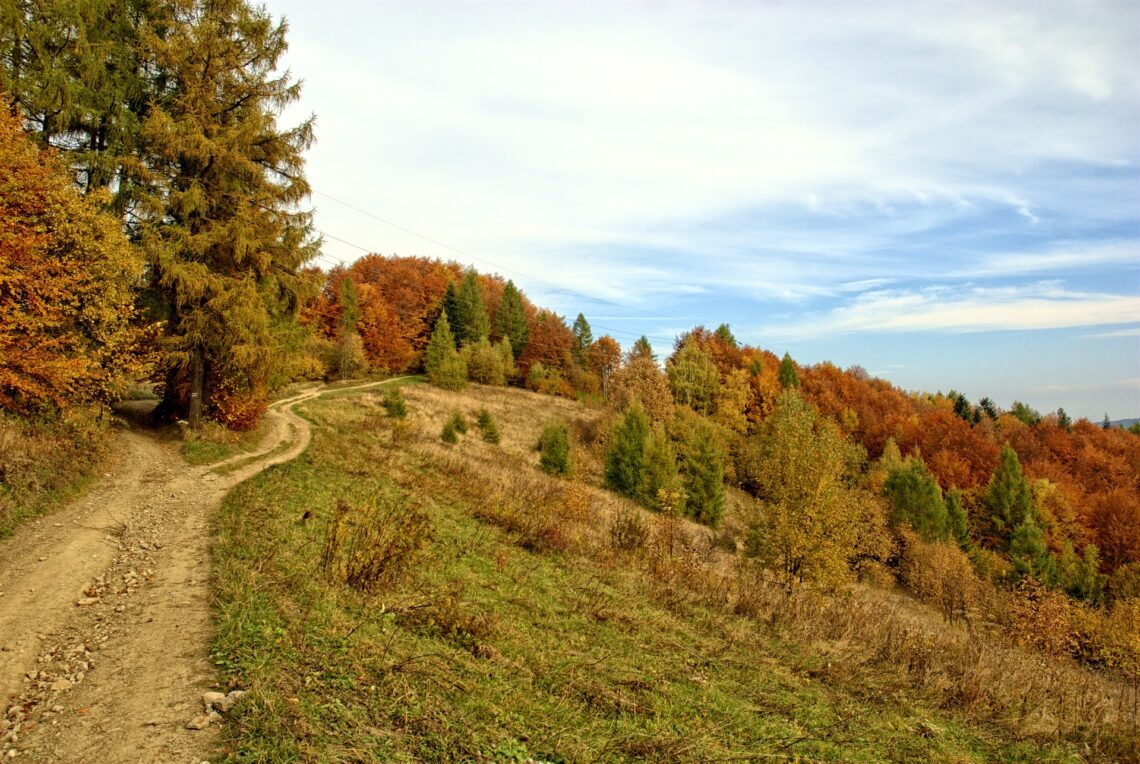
[188,344,204,429]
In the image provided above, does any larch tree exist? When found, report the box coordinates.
[745,391,866,592]
[610,355,674,425]
[137,0,319,428]
[587,335,621,399]
[714,323,737,348]
[334,277,364,380]
[681,417,726,527]
[0,0,159,197]
[628,335,656,363]
[667,338,719,415]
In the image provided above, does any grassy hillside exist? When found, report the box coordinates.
[210,382,1137,762]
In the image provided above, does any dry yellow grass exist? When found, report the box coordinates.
[344,381,1139,752]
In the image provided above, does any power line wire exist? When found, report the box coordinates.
[312,188,676,322]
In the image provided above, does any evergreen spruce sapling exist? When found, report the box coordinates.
[382,388,408,419]
[425,312,467,390]
[456,270,490,345]
[1009,515,1057,585]
[640,428,682,512]
[883,459,949,542]
[448,410,468,435]
[440,418,459,444]
[441,282,463,349]
[476,408,501,444]
[538,420,572,476]
[984,444,1035,542]
[946,489,971,551]
[604,405,650,497]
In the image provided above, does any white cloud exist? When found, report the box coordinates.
[1086,326,1140,339]
[274,0,1140,275]
[1030,377,1140,393]
[761,283,1140,340]
[971,240,1140,278]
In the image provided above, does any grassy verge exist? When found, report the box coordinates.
[210,387,1121,763]
[0,410,109,537]
[182,419,272,466]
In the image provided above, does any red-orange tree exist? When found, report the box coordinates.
[0,105,142,414]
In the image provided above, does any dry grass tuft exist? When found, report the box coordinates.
[0,409,109,535]
[321,496,433,594]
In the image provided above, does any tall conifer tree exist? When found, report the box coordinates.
[571,313,592,367]
[455,269,489,345]
[138,0,318,426]
[984,444,1035,540]
[441,281,462,349]
[494,279,528,359]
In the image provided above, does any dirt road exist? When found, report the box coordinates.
[0,381,396,762]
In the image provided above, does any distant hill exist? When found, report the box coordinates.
[1110,418,1139,429]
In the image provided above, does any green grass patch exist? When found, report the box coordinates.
[211,393,1096,763]
[182,419,271,466]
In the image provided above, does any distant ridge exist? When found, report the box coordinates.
[1110,417,1139,429]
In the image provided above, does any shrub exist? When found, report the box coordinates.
[441,419,459,444]
[434,351,468,391]
[381,387,408,418]
[476,408,501,444]
[321,496,433,593]
[527,362,566,396]
[0,411,107,535]
[448,410,469,435]
[463,339,507,385]
[1108,562,1140,604]
[538,419,573,476]
[609,506,650,551]
[898,532,980,625]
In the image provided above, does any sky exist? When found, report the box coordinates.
[269,0,1139,421]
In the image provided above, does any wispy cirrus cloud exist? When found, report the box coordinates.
[762,282,1140,340]
[1086,326,1140,339]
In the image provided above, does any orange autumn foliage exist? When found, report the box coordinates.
[0,105,143,414]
